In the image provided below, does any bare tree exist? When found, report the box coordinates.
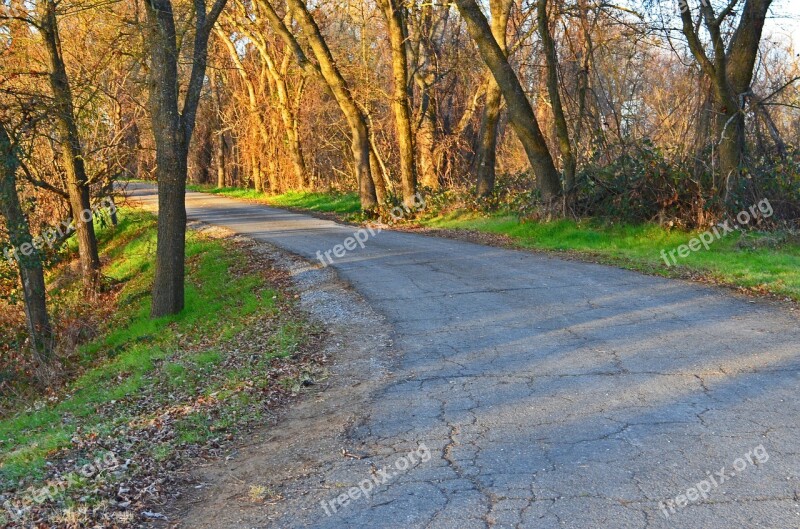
[475,0,512,197]
[377,0,418,206]
[0,122,53,364]
[679,0,773,201]
[37,0,101,291]
[455,0,562,200]
[538,0,576,193]
[258,0,381,209]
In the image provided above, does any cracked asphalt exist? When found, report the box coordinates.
[127,184,800,529]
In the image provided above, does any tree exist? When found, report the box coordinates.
[0,122,53,365]
[36,0,101,291]
[474,0,512,197]
[455,0,562,200]
[259,0,381,210]
[145,0,228,317]
[679,0,773,201]
[217,7,308,190]
[377,0,418,207]
[537,0,576,193]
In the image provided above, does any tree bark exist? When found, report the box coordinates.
[39,0,101,291]
[210,74,227,188]
[0,123,53,364]
[417,92,438,189]
[537,0,576,192]
[145,0,227,317]
[455,0,561,200]
[475,0,511,197]
[408,2,440,190]
[377,0,418,207]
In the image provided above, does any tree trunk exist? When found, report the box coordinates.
[475,0,511,197]
[716,103,745,196]
[368,147,388,204]
[40,0,101,291]
[0,123,53,364]
[409,3,440,190]
[417,92,439,189]
[680,0,772,203]
[145,0,227,317]
[377,0,418,207]
[210,74,227,188]
[263,0,379,211]
[455,0,561,200]
[537,0,576,192]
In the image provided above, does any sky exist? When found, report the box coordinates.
[763,0,800,51]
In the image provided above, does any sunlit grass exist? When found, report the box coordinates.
[186,184,361,214]
[424,211,800,301]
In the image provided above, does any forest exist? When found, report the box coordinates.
[0,0,797,382]
[0,0,799,526]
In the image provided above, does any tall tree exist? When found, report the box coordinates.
[377,0,418,207]
[0,122,53,364]
[38,0,101,291]
[145,0,227,317]
[455,0,562,200]
[537,0,576,193]
[407,1,442,190]
[679,0,773,201]
[259,0,380,210]
[474,0,512,197]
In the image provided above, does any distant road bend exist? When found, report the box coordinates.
[128,183,800,529]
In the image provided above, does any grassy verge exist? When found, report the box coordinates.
[185,186,800,302]
[0,208,321,527]
[423,211,800,301]
[186,184,361,215]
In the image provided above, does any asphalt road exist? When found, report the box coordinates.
[127,183,800,529]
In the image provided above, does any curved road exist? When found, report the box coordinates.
[128,184,799,529]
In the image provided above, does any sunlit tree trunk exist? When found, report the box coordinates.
[537,0,576,192]
[261,0,378,211]
[475,0,511,197]
[377,0,417,207]
[39,0,101,291]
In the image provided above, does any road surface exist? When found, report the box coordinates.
[127,183,799,529]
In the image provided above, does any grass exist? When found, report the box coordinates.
[0,208,313,493]
[185,185,800,302]
[186,184,361,215]
[422,211,800,301]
